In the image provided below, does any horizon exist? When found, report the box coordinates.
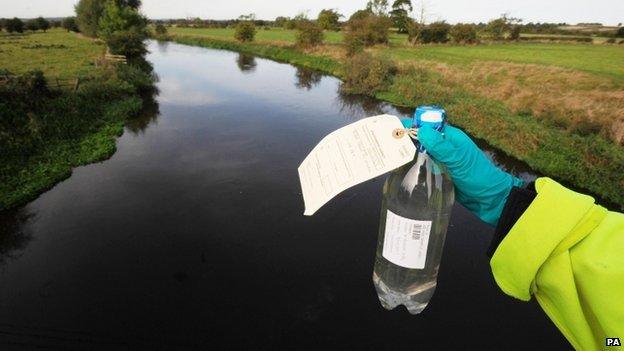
[3,0,623,26]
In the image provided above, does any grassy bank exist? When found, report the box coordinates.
[166,33,624,209]
[0,30,151,210]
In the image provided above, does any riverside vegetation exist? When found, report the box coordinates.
[0,0,155,211]
[162,15,624,209]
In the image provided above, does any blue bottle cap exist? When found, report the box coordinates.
[414,105,446,132]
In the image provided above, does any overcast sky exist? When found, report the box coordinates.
[3,0,623,25]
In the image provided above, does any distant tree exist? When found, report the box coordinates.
[349,9,373,21]
[35,17,50,32]
[25,19,39,31]
[415,21,450,43]
[390,0,412,33]
[154,23,167,35]
[99,0,149,57]
[5,18,24,33]
[449,23,478,43]
[0,18,5,32]
[234,15,256,42]
[274,16,289,28]
[317,9,342,31]
[617,27,624,38]
[50,20,62,28]
[509,25,521,40]
[75,0,106,37]
[366,0,389,16]
[486,14,521,40]
[295,19,324,48]
[62,17,79,32]
[344,14,391,54]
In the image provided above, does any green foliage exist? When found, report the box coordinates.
[295,20,324,48]
[26,19,39,31]
[509,25,521,40]
[75,0,105,37]
[616,27,624,38]
[390,0,412,33]
[415,21,450,43]
[6,18,25,33]
[155,23,167,35]
[274,16,289,28]
[366,0,389,16]
[342,52,397,94]
[234,21,256,42]
[450,23,478,43]
[317,9,342,31]
[98,0,148,57]
[486,14,522,40]
[36,17,50,32]
[349,9,373,21]
[62,17,79,32]
[344,15,391,54]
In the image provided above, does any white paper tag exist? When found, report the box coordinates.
[382,210,432,269]
[298,115,416,216]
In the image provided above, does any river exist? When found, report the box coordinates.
[0,41,567,349]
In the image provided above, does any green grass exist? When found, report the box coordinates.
[0,29,106,79]
[387,43,624,81]
[165,34,624,210]
[0,30,149,210]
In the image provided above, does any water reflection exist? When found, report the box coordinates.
[126,90,161,135]
[0,209,34,266]
[236,53,257,73]
[295,67,322,90]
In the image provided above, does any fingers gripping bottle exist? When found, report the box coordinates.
[373,106,455,314]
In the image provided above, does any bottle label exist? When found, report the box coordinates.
[382,210,432,269]
[298,115,416,216]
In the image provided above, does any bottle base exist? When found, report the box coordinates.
[373,272,437,315]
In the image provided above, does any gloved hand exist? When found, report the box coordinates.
[417,125,524,225]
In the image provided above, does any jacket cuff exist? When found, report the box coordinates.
[487,183,537,257]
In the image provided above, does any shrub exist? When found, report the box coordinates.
[416,21,450,43]
[450,23,478,43]
[6,18,25,33]
[26,19,39,32]
[62,17,79,32]
[295,20,324,48]
[154,23,167,35]
[317,9,342,31]
[35,17,50,32]
[234,21,256,42]
[616,27,624,38]
[344,15,391,54]
[274,16,289,28]
[106,28,149,57]
[606,38,616,44]
[509,25,521,40]
[341,52,397,95]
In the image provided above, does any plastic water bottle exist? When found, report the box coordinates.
[373,106,455,314]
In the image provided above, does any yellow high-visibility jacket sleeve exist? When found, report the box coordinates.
[490,177,624,351]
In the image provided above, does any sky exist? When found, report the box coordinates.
[3,0,623,25]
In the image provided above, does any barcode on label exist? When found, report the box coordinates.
[412,223,423,240]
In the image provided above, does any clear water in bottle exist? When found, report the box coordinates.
[373,149,455,314]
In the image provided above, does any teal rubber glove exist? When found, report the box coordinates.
[418,125,524,226]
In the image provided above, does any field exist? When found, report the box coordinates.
[167,28,624,209]
[0,29,106,79]
[0,29,146,210]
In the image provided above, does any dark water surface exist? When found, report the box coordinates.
[0,41,567,350]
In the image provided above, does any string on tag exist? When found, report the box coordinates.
[392,128,418,140]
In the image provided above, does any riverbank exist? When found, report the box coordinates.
[0,30,154,211]
[166,33,624,209]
